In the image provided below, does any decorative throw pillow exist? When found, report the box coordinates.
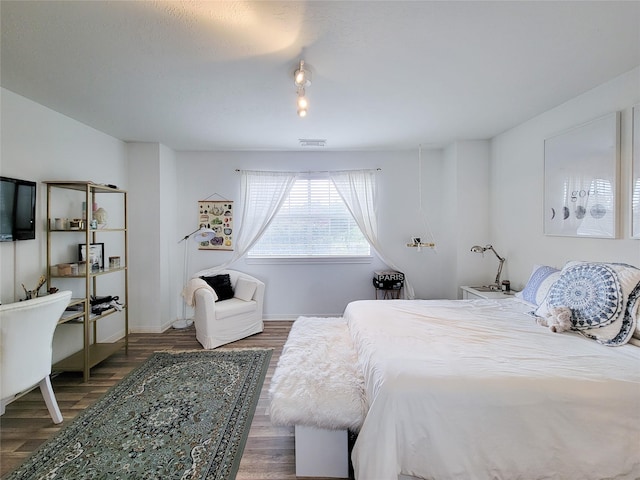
[200,274,234,302]
[535,261,640,346]
[234,277,258,302]
[515,265,560,306]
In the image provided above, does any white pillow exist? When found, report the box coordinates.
[534,261,640,346]
[234,277,258,302]
[515,265,560,306]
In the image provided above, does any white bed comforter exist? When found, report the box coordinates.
[345,299,640,480]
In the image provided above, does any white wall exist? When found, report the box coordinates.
[441,141,493,298]
[127,142,180,332]
[491,67,640,289]
[175,150,450,318]
[0,88,129,358]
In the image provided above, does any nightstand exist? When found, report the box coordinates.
[460,286,517,300]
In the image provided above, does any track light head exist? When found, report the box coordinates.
[294,60,312,88]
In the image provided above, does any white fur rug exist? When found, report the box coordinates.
[268,317,367,432]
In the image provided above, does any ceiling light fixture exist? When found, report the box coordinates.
[294,60,312,88]
[297,87,308,117]
[297,89,308,109]
[294,60,312,117]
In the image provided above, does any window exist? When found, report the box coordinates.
[249,175,370,258]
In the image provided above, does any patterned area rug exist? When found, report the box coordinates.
[6,349,272,480]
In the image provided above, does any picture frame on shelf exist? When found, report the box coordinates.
[543,111,620,238]
[78,242,104,272]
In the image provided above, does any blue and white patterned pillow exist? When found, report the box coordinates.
[515,265,560,306]
[535,261,640,346]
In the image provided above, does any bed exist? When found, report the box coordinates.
[270,261,640,480]
[347,297,640,479]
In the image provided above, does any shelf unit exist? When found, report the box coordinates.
[45,181,128,381]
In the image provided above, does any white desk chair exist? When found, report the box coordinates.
[1,290,72,423]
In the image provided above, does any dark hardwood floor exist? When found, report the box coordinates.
[0,321,345,480]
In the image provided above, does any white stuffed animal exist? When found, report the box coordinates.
[536,306,573,333]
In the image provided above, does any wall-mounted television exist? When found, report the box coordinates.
[0,176,37,241]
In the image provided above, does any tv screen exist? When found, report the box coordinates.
[0,176,36,241]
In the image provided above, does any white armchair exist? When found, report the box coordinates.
[191,269,265,349]
[0,290,72,423]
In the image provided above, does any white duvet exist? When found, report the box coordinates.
[344,299,640,480]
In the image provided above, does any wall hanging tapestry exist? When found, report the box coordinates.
[198,200,234,250]
[543,112,619,238]
[5,349,272,480]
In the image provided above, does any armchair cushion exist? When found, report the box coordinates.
[234,277,258,302]
[201,274,234,301]
[215,297,257,319]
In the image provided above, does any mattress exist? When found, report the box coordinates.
[344,298,640,480]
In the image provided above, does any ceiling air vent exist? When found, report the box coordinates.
[299,138,326,147]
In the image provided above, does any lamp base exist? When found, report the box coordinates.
[172,319,193,329]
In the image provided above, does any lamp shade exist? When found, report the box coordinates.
[192,228,215,243]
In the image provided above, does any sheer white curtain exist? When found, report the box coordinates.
[198,170,296,274]
[330,169,414,299]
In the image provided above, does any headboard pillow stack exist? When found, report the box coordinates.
[535,261,640,346]
[515,265,561,306]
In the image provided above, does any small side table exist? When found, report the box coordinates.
[373,270,404,300]
[460,286,517,300]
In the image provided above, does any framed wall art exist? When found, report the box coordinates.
[544,112,620,238]
[198,200,233,250]
[78,242,104,272]
[632,104,640,239]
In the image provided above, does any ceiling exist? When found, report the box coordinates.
[1,1,639,151]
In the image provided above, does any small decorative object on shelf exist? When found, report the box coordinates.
[54,218,67,230]
[109,256,120,269]
[406,237,436,250]
[21,275,47,300]
[79,242,105,271]
[69,219,83,230]
[94,207,108,227]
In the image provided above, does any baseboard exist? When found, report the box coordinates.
[129,315,342,330]
[100,329,128,342]
[263,314,342,321]
[129,326,170,334]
